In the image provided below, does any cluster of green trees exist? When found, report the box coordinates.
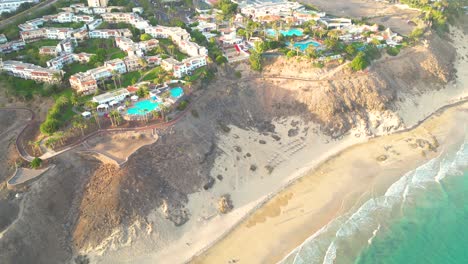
[400,0,465,34]
[215,0,238,20]
[0,2,35,20]
[350,44,381,71]
[40,95,72,135]
[249,42,264,71]
[0,73,62,100]
[190,30,227,65]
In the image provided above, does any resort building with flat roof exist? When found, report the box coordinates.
[92,88,129,105]
[1,60,61,83]
[0,40,25,53]
[0,0,39,15]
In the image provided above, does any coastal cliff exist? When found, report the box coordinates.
[68,30,460,256]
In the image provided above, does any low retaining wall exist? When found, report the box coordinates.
[7,166,52,190]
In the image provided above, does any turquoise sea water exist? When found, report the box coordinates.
[281,135,468,264]
[356,169,468,264]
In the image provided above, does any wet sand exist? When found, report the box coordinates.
[192,101,468,264]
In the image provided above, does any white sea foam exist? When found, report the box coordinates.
[322,241,337,264]
[436,141,468,181]
[367,224,381,245]
[280,140,468,264]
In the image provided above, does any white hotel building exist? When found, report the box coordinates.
[0,0,39,15]
[88,28,132,38]
[1,60,61,83]
[161,56,207,78]
[145,25,208,57]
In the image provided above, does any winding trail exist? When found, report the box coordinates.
[0,99,193,162]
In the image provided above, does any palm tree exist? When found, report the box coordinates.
[72,117,87,137]
[109,110,122,126]
[45,137,58,149]
[139,58,148,69]
[159,104,169,122]
[70,94,79,107]
[52,72,61,83]
[272,22,279,41]
[53,131,66,146]
[328,30,340,40]
[111,70,118,89]
[93,112,101,129]
[161,91,171,100]
[185,81,193,95]
[168,44,175,56]
[151,110,160,120]
[289,39,295,52]
[28,140,41,156]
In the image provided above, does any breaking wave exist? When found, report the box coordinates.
[280,137,468,264]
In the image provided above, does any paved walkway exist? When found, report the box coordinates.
[0,97,194,162]
[7,166,52,188]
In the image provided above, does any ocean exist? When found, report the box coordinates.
[281,135,468,264]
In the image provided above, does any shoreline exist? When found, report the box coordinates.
[192,99,468,264]
[91,25,468,264]
[189,25,468,263]
[188,97,468,263]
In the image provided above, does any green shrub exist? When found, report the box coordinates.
[286,50,296,58]
[177,100,188,111]
[30,157,42,169]
[249,51,262,71]
[40,118,60,135]
[350,52,369,71]
[386,47,400,56]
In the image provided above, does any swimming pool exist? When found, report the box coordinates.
[170,87,184,98]
[266,28,304,37]
[126,99,161,115]
[292,40,321,51]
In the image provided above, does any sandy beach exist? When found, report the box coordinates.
[89,25,468,264]
[192,99,468,264]
[189,26,468,264]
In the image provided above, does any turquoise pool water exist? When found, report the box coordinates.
[266,28,303,37]
[170,87,184,98]
[291,40,321,51]
[127,99,160,115]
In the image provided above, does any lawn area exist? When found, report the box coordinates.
[141,66,165,81]
[63,62,94,78]
[75,38,115,54]
[121,71,141,87]
[158,38,188,61]
[1,77,45,99]
[109,50,126,59]
[186,66,208,82]
[0,39,61,66]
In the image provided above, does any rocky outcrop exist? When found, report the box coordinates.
[259,32,454,137]
[70,30,457,253]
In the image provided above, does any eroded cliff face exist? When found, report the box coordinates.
[70,31,457,254]
[259,32,455,137]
